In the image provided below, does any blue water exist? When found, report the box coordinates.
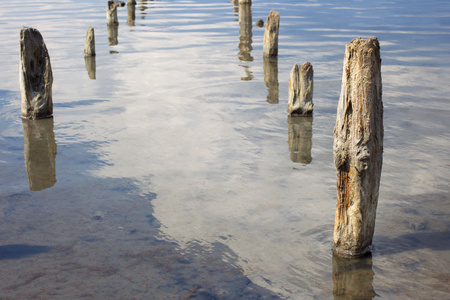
[0,0,449,298]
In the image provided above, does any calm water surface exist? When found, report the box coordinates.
[0,0,449,299]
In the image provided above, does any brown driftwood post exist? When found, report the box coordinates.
[238,0,252,62]
[333,37,383,256]
[19,27,53,119]
[263,10,279,57]
[288,62,313,116]
[107,1,119,26]
[84,27,95,56]
[127,0,136,26]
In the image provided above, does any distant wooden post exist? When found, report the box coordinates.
[238,0,252,62]
[19,27,53,119]
[127,0,136,26]
[263,10,279,57]
[107,1,119,26]
[288,62,313,116]
[84,27,95,56]
[333,37,383,256]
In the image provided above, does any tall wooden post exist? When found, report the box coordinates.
[107,1,119,26]
[263,10,279,57]
[333,37,383,256]
[19,27,53,119]
[238,0,252,62]
[288,62,314,116]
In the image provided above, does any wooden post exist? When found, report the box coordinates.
[107,1,119,26]
[84,27,95,56]
[127,1,136,26]
[238,0,252,62]
[288,62,313,116]
[333,37,383,256]
[22,118,57,191]
[19,27,53,119]
[263,10,279,57]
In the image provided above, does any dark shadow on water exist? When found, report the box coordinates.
[375,230,450,255]
[332,253,377,300]
[0,244,52,260]
[22,118,57,191]
[54,99,107,108]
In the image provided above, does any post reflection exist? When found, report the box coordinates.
[263,56,279,104]
[127,3,136,26]
[288,116,312,164]
[84,56,96,79]
[107,25,119,46]
[22,118,57,191]
[332,253,377,300]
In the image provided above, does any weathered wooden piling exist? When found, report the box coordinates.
[288,116,312,164]
[22,118,57,191]
[19,27,53,119]
[263,56,279,104]
[127,0,136,26]
[84,27,96,56]
[288,62,313,116]
[238,0,251,4]
[263,10,279,57]
[107,1,119,26]
[238,0,252,62]
[333,37,383,256]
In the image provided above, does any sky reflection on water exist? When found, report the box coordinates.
[0,0,449,298]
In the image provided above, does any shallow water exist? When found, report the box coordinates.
[0,0,449,299]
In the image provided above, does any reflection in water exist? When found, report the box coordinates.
[84,56,96,79]
[22,118,57,191]
[127,3,136,26]
[231,0,238,16]
[238,1,252,62]
[107,25,119,46]
[263,56,279,104]
[288,116,312,164]
[239,65,253,81]
[332,253,377,300]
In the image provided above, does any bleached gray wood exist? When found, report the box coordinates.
[84,26,95,56]
[19,27,53,119]
[333,37,383,256]
[107,1,119,26]
[263,10,279,57]
[288,62,313,116]
[238,0,252,62]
